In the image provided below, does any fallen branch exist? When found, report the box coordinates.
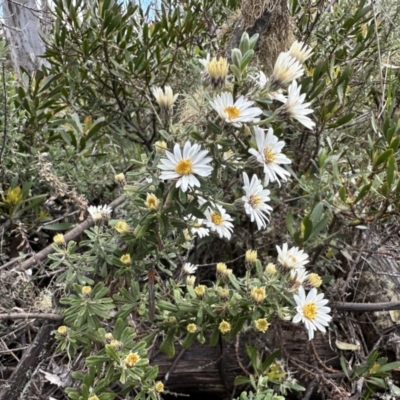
[333,300,400,312]
[1,194,126,278]
[0,313,63,321]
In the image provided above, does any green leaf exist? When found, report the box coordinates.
[376,361,400,372]
[234,376,251,386]
[301,216,313,242]
[160,329,175,358]
[366,377,387,389]
[43,222,74,231]
[286,209,295,237]
[386,155,395,186]
[310,202,324,224]
[105,345,121,363]
[327,113,354,128]
[339,186,347,202]
[181,332,196,349]
[354,182,372,204]
[374,148,393,168]
[340,356,351,379]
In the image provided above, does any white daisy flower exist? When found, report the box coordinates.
[204,203,234,240]
[270,52,304,89]
[88,205,112,222]
[276,80,315,130]
[276,243,309,270]
[184,214,210,238]
[210,92,263,127]
[241,172,273,230]
[248,127,291,187]
[151,86,179,113]
[293,286,332,340]
[183,263,197,275]
[158,141,213,192]
[288,41,313,64]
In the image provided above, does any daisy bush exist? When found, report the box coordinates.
[46,25,337,399]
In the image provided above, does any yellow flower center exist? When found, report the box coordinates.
[211,212,223,225]
[303,302,317,320]
[263,147,276,164]
[224,106,240,120]
[249,195,262,207]
[175,159,193,175]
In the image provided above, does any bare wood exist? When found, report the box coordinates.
[0,313,63,321]
[1,194,126,278]
[0,321,57,399]
[333,300,400,312]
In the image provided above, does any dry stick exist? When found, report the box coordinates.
[332,300,400,312]
[0,313,63,321]
[1,194,127,278]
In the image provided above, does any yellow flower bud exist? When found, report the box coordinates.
[265,263,277,275]
[187,323,197,333]
[154,140,167,153]
[218,320,231,334]
[251,287,266,303]
[254,318,270,333]
[57,325,68,336]
[115,220,130,234]
[81,286,92,296]
[218,288,229,301]
[120,254,131,265]
[110,340,123,350]
[89,396,100,400]
[186,275,196,286]
[145,193,160,211]
[53,233,65,246]
[104,333,114,343]
[308,273,322,287]
[125,352,140,367]
[216,262,228,276]
[155,381,164,393]
[245,250,258,264]
[194,285,206,299]
[114,173,126,184]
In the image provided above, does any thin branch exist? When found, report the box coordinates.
[0,312,62,321]
[333,300,400,312]
[1,194,127,278]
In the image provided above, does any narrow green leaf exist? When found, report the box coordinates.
[310,202,323,224]
[376,361,400,372]
[386,155,395,186]
[43,222,74,231]
[374,148,393,168]
[160,329,175,358]
[339,186,347,202]
[286,209,295,237]
[354,183,372,204]
[301,216,313,242]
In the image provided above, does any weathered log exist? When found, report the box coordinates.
[0,321,57,399]
[152,322,340,396]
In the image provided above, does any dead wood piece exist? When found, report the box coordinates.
[0,321,57,399]
[152,325,340,396]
